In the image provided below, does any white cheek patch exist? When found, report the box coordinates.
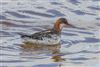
[60,24,65,30]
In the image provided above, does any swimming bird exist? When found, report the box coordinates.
[19,18,74,45]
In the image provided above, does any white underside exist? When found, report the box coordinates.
[22,35,60,45]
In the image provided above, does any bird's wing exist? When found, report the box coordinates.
[30,29,54,40]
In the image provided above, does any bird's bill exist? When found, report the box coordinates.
[65,24,76,28]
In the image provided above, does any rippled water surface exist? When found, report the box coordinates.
[0,0,100,67]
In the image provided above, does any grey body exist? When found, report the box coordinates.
[20,29,61,45]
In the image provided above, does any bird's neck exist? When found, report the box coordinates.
[54,21,62,33]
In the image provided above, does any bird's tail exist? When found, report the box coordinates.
[17,32,30,38]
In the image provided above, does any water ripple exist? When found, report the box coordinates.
[18,10,54,17]
[1,21,33,28]
[0,46,20,51]
[71,10,96,15]
[0,60,28,63]
[0,31,12,37]
[5,11,31,18]
[92,0,100,1]
[96,18,100,20]
[62,50,100,56]
[36,6,46,9]
[70,37,100,44]
[68,0,81,5]
[47,9,65,16]
[0,15,6,20]
[63,32,78,36]
[50,2,62,5]
[34,63,58,67]
[69,57,90,60]
[83,37,100,43]
[88,6,100,10]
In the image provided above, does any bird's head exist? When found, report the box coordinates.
[54,18,74,33]
[57,18,69,25]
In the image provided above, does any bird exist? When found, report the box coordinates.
[19,18,74,45]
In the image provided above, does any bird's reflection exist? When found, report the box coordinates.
[20,42,65,62]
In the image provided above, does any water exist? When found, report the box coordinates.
[0,0,100,67]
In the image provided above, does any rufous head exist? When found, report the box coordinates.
[56,18,69,25]
[54,18,71,33]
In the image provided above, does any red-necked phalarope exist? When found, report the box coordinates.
[19,18,74,45]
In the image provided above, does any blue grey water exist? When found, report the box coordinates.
[0,0,100,67]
